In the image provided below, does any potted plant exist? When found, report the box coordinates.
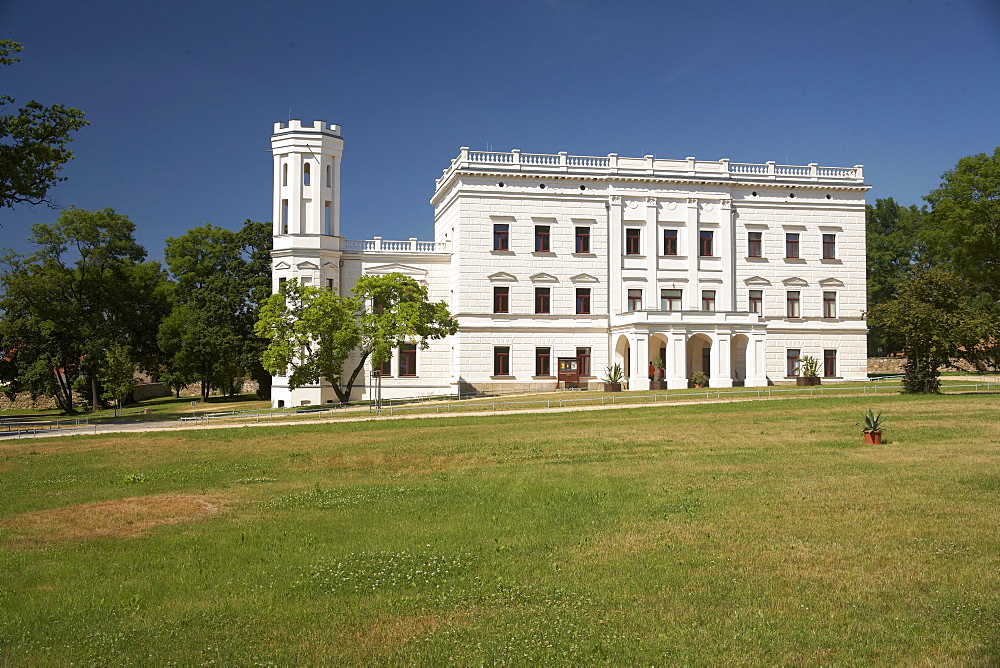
[603,364,624,392]
[857,408,886,444]
[650,356,665,390]
[691,371,708,388]
[796,356,821,386]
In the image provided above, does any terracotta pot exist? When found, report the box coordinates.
[863,430,882,445]
[797,376,821,386]
[603,382,622,392]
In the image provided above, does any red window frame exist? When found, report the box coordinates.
[699,230,714,257]
[534,287,550,314]
[493,223,509,251]
[749,289,763,314]
[822,234,836,259]
[378,359,392,377]
[625,229,641,255]
[627,289,642,311]
[575,227,590,253]
[663,229,678,256]
[787,291,801,318]
[787,349,801,377]
[785,233,800,259]
[823,291,837,318]
[398,343,417,377]
[576,287,591,314]
[823,349,837,377]
[493,286,509,314]
[534,225,550,252]
[494,346,510,376]
[702,290,716,311]
[661,289,682,311]
[748,231,762,258]
[576,347,591,376]
[535,347,551,376]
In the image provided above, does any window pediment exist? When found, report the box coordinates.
[365,263,428,277]
[570,273,599,283]
[296,261,319,270]
[783,277,809,287]
[488,272,518,282]
[819,278,845,287]
[744,275,771,286]
[530,272,559,283]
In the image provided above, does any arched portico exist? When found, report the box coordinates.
[686,333,713,384]
[614,335,630,382]
[731,334,749,386]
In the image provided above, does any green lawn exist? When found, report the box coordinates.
[1,392,998,664]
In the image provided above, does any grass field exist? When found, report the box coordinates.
[1,392,998,664]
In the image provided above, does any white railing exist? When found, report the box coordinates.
[444,148,863,184]
[343,237,449,253]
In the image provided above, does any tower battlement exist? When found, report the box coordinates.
[273,119,342,136]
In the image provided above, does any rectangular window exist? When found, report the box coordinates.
[535,287,550,314]
[399,343,417,377]
[748,231,762,258]
[493,223,509,251]
[787,291,801,318]
[787,349,801,377]
[577,347,591,376]
[493,286,509,314]
[378,358,392,377]
[324,201,331,235]
[281,199,289,234]
[749,289,763,314]
[625,228,641,255]
[534,225,551,252]
[575,227,591,253]
[575,288,591,315]
[661,289,682,311]
[823,291,837,318]
[278,277,287,288]
[326,278,334,291]
[822,233,836,259]
[699,230,714,257]
[785,233,800,259]
[824,349,837,377]
[494,346,510,376]
[702,290,716,311]
[627,289,642,311]
[535,347,551,376]
[663,229,678,255]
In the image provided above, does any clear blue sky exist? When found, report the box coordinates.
[2,0,999,261]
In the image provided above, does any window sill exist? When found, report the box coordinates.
[624,254,646,258]
[490,375,512,380]
[531,251,556,256]
[820,258,842,263]
[492,311,510,316]
[745,256,767,261]
[491,249,514,255]
[398,374,417,378]
[784,257,806,262]
[698,255,720,260]
[572,252,596,258]
[532,375,555,380]
[659,254,687,259]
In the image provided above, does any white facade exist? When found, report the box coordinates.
[270,120,870,407]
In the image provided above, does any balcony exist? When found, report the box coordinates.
[343,237,449,253]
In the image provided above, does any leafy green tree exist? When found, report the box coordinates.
[159,220,271,401]
[867,268,987,393]
[256,273,458,403]
[0,207,168,411]
[865,198,926,356]
[0,40,88,210]
[98,343,135,416]
[921,147,1000,295]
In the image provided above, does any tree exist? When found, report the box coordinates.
[867,268,986,393]
[865,198,926,356]
[0,40,88,210]
[0,207,167,412]
[921,147,1000,295]
[256,273,458,403]
[159,220,271,402]
[98,343,135,416]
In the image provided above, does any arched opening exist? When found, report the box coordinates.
[282,163,288,187]
[303,162,311,186]
[648,334,669,385]
[685,334,713,384]
[614,335,630,381]
[731,334,749,387]
[326,164,332,187]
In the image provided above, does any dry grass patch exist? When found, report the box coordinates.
[0,493,230,545]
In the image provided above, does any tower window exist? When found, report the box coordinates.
[282,163,288,187]
[303,162,311,186]
[326,164,332,187]
[281,199,288,234]
[324,202,331,235]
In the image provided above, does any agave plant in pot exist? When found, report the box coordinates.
[603,364,625,392]
[796,356,821,386]
[857,408,886,444]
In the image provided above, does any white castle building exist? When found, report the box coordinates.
[270,120,870,407]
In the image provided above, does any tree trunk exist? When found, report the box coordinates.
[91,374,98,412]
